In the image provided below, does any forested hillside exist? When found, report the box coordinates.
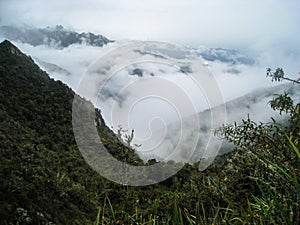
[0,40,142,224]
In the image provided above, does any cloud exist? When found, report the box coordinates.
[1,0,299,164]
[12,41,119,90]
[1,36,298,166]
[1,0,299,49]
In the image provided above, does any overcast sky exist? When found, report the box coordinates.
[0,0,299,49]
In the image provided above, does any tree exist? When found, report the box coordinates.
[266,67,300,84]
[214,69,300,223]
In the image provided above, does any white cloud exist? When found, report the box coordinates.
[1,0,299,49]
[1,0,299,163]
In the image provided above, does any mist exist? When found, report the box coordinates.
[0,37,297,163]
[1,0,299,49]
[0,0,299,164]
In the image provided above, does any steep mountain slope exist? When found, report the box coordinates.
[0,40,142,224]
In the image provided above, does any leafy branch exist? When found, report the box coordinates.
[266,67,300,84]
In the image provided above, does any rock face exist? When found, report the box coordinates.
[0,25,114,48]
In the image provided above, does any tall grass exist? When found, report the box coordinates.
[93,135,299,225]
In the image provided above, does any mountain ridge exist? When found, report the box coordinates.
[0,25,114,48]
[0,25,255,67]
[0,40,143,224]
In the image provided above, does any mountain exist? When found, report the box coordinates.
[194,47,255,66]
[0,25,253,66]
[0,40,142,224]
[0,25,114,48]
[139,81,300,164]
[194,82,300,156]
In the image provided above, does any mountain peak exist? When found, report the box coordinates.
[0,39,26,58]
[0,39,50,82]
[1,39,13,46]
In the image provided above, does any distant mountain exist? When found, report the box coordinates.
[193,81,300,164]
[0,25,254,67]
[148,82,300,164]
[119,46,256,78]
[194,47,255,66]
[0,25,114,48]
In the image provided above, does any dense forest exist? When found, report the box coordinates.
[0,40,299,224]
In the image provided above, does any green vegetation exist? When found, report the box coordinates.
[0,40,299,224]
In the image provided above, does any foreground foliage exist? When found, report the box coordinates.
[0,40,299,224]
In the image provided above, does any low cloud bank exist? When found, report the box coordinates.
[4,39,299,163]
